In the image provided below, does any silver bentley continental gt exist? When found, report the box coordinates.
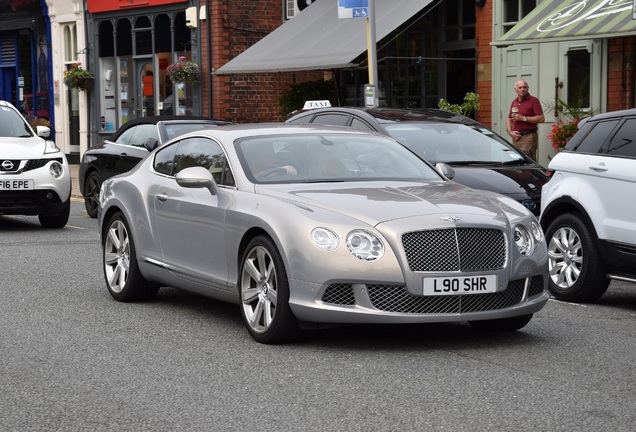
[98,123,549,344]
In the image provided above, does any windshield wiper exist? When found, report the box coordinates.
[448,161,497,166]
[500,159,529,166]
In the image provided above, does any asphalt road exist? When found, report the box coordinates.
[1,200,636,431]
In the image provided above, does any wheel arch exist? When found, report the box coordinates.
[540,196,598,238]
[80,165,100,195]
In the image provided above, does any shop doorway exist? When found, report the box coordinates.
[136,60,154,117]
[0,66,16,107]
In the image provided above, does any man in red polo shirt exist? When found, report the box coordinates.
[506,79,544,160]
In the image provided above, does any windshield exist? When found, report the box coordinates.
[383,123,526,164]
[237,133,442,184]
[0,105,33,138]
[163,122,225,141]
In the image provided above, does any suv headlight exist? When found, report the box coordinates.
[44,140,61,154]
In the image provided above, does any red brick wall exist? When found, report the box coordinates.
[607,37,636,112]
[203,0,322,123]
[475,2,493,127]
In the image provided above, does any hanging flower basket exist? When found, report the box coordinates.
[63,64,95,91]
[166,56,201,83]
[547,118,579,152]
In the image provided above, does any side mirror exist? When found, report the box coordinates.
[435,162,455,180]
[175,166,219,195]
[144,137,159,151]
[36,125,51,138]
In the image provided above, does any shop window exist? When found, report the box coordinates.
[63,24,77,63]
[502,0,537,34]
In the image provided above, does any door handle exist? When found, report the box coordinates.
[588,163,608,172]
[156,193,168,202]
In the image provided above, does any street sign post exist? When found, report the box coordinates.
[338,0,378,107]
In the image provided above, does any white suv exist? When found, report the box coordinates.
[0,101,71,228]
[540,109,636,302]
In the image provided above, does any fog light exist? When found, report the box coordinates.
[49,161,63,178]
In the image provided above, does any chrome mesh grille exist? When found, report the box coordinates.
[322,283,355,305]
[402,228,506,272]
[367,279,525,314]
[528,275,545,297]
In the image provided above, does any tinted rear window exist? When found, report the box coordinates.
[567,119,618,153]
[607,118,636,157]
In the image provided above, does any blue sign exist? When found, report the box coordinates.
[338,0,369,19]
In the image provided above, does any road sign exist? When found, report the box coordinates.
[338,0,368,19]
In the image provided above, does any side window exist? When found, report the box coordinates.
[114,126,135,145]
[607,118,636,158]
[153,143,178,176]
[313,113,349,127]
[350,117,374,132]
[571,119,619,154]
[173,137,234,185]
[128,124,159,148]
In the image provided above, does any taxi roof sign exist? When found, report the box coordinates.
[303,100,332,110]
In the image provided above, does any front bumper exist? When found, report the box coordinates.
[0,158,71,216]
[289,275,549,324]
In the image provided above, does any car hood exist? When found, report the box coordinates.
[259,180,526,227]
[0,136,47,159]
[450,165,546,199]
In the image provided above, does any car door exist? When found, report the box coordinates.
[152,136,233,289]
[589,117,636,247]
[104,124,156,179]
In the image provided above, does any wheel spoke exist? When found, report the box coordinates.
[243,257,261,282]
[109,263,122,288]
[242,287,260,304]
[256,247,268,278]
[104,251,119,266]
[263,298,274,328]
[249,298,265,328]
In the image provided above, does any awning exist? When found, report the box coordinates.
[493,0,636,47]
[215,0,433,75]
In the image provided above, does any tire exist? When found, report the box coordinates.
[103,212,159,302]
[469,314,533,331]
[83,172,100,218]
[544,213,610,303]
[239,235,303,344]
[38,199,70,228]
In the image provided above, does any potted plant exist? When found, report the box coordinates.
[63,64,94,91]
[166,56,201,83]
[547,118,579,152]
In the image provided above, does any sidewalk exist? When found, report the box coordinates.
[70,164,82,198]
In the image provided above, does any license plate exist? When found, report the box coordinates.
[0,179,33,190]
[423,275,497,296]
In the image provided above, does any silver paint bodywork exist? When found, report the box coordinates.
[99,124,548,325]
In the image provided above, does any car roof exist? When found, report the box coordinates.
[181,122,383,141]
[289,106,481,126]
[578,108,636,127]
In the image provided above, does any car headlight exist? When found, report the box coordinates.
[49,161,64,179]
[513,225,533,256]
[346,230,384,262]
[310,227,339,251]
[44,140,61,154]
